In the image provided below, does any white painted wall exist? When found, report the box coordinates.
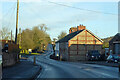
[55,43,59,50]
[55,43,59,56]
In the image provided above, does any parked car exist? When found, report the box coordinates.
[86,50,101,61]
[106,55,120,63]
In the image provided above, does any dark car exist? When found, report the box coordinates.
[86,50,101,61]
[106,55,120,63]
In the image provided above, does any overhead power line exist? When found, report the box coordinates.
[46,1,117,16]
[3,3,16,17]
[7,5,16,29]
[3,3,16,29]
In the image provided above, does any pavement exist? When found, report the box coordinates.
[2,58,41,80]
[0,64,2,80]
[77,61,119,67]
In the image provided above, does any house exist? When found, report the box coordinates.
[109,33,120,55]
[55,25,103,61]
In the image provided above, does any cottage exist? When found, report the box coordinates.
[109,33,120,55]
[55,25,103,61]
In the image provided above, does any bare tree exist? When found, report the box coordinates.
[38,24,49,32]
[0,27,11,40]
[58,31,67,40]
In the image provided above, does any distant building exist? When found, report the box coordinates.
[55,25,103,61]
[109,33,120,55]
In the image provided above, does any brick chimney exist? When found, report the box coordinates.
[69,27,77,34]
[69,29,72,34]
[77,24,86,31]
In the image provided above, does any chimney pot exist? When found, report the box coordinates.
[77,24,86,31]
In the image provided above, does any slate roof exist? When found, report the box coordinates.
[56,30,84,43]
[56,29,104,43]
[109,33,120,43]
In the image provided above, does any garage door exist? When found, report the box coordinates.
[115,43,120,55]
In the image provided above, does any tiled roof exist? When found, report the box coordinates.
[109,33,120,43]
[56,30,84,43]
[56,29,103,43]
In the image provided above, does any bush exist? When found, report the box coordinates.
[11,48,21,54]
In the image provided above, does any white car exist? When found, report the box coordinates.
[106,55,120,63]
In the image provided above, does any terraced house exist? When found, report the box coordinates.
[55,25,103,61]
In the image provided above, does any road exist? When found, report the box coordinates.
[26,44,119,79]
[28,52,119,79]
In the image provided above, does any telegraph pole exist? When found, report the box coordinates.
[11,30,12,43]
[19,28,21,47]
[15,0,19,44]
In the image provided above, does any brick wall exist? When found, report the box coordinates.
[2,53,18,67]
[0,42,2,79]
[68,44,102,61]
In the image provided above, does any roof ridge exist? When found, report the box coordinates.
[56,30,84,43]
[109,33,120,42]
[86,29,103,42]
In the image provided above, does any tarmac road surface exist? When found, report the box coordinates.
[34,53,118,79]
[28,44,119,79]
